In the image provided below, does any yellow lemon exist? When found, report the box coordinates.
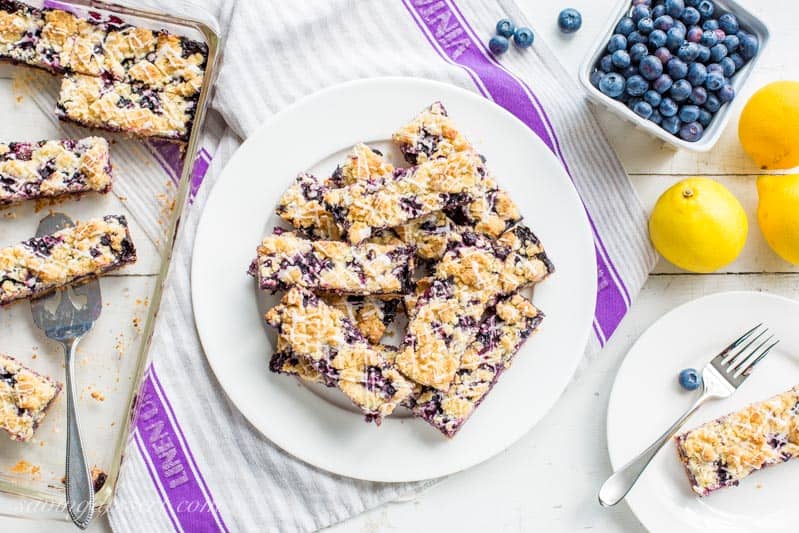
[649,178,747,273]
[757,174,799,264]
[739,81,799,170]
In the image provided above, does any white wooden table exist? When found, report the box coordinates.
[1,0,792,531]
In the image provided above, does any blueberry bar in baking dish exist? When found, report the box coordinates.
[57,74,196,142]
[265,287,412,423]
[324,150,488,244]
[408,294,543,437]
[0,137,112,206]
[0,353,61,441]
[397,228,552,390]
[0,0,40,64]
[675,385,799,496]
[0,214,137,305]
[254,231,414,295]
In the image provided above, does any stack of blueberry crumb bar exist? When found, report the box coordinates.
[258,102,554,434]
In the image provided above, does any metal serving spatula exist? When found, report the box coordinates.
[30,213,98,529]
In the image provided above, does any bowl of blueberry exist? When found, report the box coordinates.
[580,0,769,151]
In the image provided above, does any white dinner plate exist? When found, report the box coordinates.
[607,291,799,532]
[192,77,597,482]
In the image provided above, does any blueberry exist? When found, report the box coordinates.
[720,56,736,77]
[702,19,719,31]
[608,33,627,53]
[686,62,707,86]
[631,4,651,22]
[730,52,745,69]
[686,26,703,43]
[513,27,535,48]
[666,27,686,50]
[690,86,708,105]
[630,43,649,63]
[706,62,723,74]
[496,18,515,37]
[704,93,721,112]
[654,46,673,65]
[739,32,759,60]
[599,72,626,97]
[685,0,699,6]
[679,121,704,141]
[662,115,681,134]
[628,31,649,46]
[638,17,655,34]
[677,42,700,61]
[698,108,713,126]
[653,74,674,93]
[660,97,679,117]
[654,15,674,31]
[700,29,718,47]
[612,50,631,69]
[633,100,654,118]
[675,19,687,33]
[649,29,667,48]
[627,97,643,110]
[697,0,714,19]
[632,0,651,5]
[615,16,636,35]
[558,8,582,33]
[489,35,509,55]
[644,89,662,107]
[649,109,663,124]
[723,34,740,52]
[626,74,649,96]
[652,4,666,18]
[671,79,693,101]
[679,104,700,122]
[678,368,702,390]
[718,14,739,36]
[718,83,735,102]
[667,58,688,79]
[665,0,685,18]
[705,71,724,91]
[713,29,726,42]
[681,7,700,25]
[599,55,614,72]
[710,43,728,62]
[640,55,664,80]
[622,65,639,78]
[590,70,604,88]
[696,45,711,63]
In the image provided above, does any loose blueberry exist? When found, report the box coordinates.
[640,55,664,80]
[626,74,649,96]
[496,18,515,38]
[702,19,719,31]
[739,32,759,60]
[599,72,626,97]
[690,85,708,105]
[653,74,674,93]
[698,108,713,126]
[718,13,739,34]
[630,42,649,63]
[667,57,688,79]
[599,55,614,72]
[662,114,681,134]
[700,29,718,47]
[681,7,700,25]
[723,34,740,52]
[634,100,654,118]
[697,0,714,19]
[671,79,693,101]
[673,20,687,35]
[652,4,666,18]
[687,62,707,86]
[649,29,667,49]
[705,70,725,91]
[654,46,673,65]
[730,52,745,69]
[631,4,651,22]
[718,83,735,102]
[679,104,700,122]
[615,16,636,36]
[489,35,510,55]
[628,31,649,46]
[696,45,711,63]
[710,43,728,62]
[678,368,702,390]
[713,28,726,43]
[664,0,684,17]
[638,16,655,34]
[654,15,674,31]
[590,70,604,88]
[704,93,721,112]
[558,8,582,33]
[677,42,700,62]
[719,56,736,77]
[706,62,723,74]
[644,89,662,107]
[612,49,631,69]
[649,109,663,124]
[666,27,686,50]
[660,96,679,117]
[679,121,704,141]
[622,65,639,78]
[686,26,703,43]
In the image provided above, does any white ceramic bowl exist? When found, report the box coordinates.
[579,0,770,152]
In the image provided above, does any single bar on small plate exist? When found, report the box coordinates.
[0,137,112,206]
[265,287,412,423]
[396,230,551,390]
[408,294,543,437]
[56,74,196,142]
[391,101,472,164]
[0,214,137,305]
[0,354,62,441]
[0,0,41,65]
[254,231,414,295]
[675,385,799,496]
[321,294,401,344]
[324,150,488,244]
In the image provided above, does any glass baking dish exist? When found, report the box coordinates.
[0,0,219,520]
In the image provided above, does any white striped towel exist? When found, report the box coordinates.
[107,0,657,532]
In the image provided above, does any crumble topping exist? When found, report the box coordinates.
[0,354,61,441]
[321,294,401,344]
[391,101,472,164]
[329,143,394,188]
[0,0,40,64]
[395,211,454,261]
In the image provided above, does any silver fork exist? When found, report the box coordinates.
[30,213,99,529]
[598,324,779,507]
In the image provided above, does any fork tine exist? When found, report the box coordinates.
[720,327,767,366]
[735,339,780,378]
[729,334,773,372]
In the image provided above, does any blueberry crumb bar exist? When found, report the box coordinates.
[324,150,488,244]
[254,232,414,295]
[446,177,522,238]
[0,354,61,441]
[328,143,394,188]
[0,214,137,305]
[391,101,472,165]
[0,137,112,206]
[0,0,40,65]
[675,385,799,496]
[408,294,543,437]
[265,287,412,423]
[321,294,401,344]
[395,211,455,261]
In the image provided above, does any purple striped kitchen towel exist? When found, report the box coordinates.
[108,0,656,532]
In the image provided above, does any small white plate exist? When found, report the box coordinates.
[192,77,597,482]
[607,291,799,533]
